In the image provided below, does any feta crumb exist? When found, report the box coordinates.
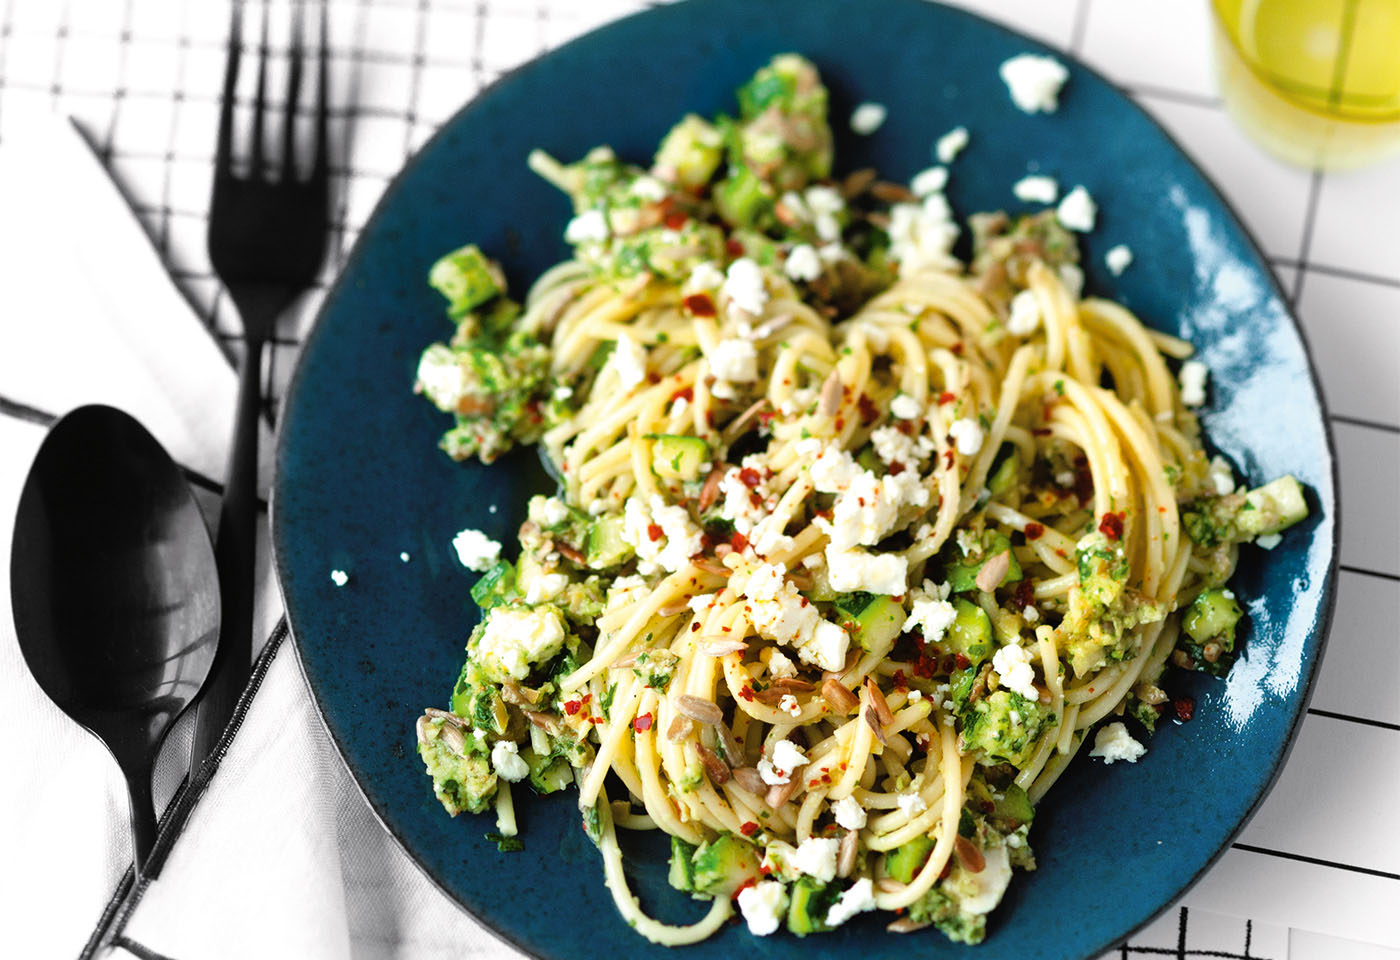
[779,693,802,717]
[744,561,788,602]
[832,795,867,830]
[330,569,349,587]
[908,689,924,702]
[1208,455,1236,496]
[1105,244,1134,275]
[1056,185,1097,232]
[910,165,948,197]
[870,425,919,466]
[1006,289,1041,336]
[896,791,927,816]
[949,417,986,456]
[711,338,759,382]
[767,649,798,679]
[785,243,822,282]
[1255,532,1283,550]
[811,447,864,494]
[935,125,969,163]
[992,642,1039,700]
[563,208,609,244]
[904,584,957,642]
[524,572,569,604]
[850,101,888,135]
[1179,359,1209,407]
[399,552,410,562]
[825,545,908,596]
[891,393,922,419]
[737,880,789,937]
[475,606,567,682]
[724,257,769,316]
[759,738,810,785]
[1013,174,1059,204]
[1023,605,1040,623]
[535,495,571,528]
[807,620,851,673]
[630,174,668,202]
[999,53,1070,114]
[687,260,725,292]
[1059,263,1085,299]
[611,333,648,389]
[452,528,502,572]
[792,836,841,882]
[490,740,530,782]
[1089,721,1147,764]
[806,185,845,216]
[825,877,878,928]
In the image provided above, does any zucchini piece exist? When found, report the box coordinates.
[1183,588,1243,650]
[429,244,505,316]
[946,533,1022,592]
[653,114,723,191]
[691,835,762,898]
[944,599,995,665]
[668,835,700,894]
[885,834,936,884]
[833,592,904,655]
[521,747,573,795]
[992,783,1035,826]
[1236,475,1309,537]
[855,444,883,474]
[649,434,711,481]
[470,560,518,610]
[585,515,633,569]
[987,445,1021,497]
[715,164,773,229]
[786,876,841,936]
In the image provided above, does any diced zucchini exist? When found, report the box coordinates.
[855,444,883,474]
[833,592,904,656]
[691,835,762,898]
[649,434,711,482]
[1183,588,1243,650]
[470,560,518,610]
[946,533,1022,593]
[668,835,699,894]
[885,834,935,884]
[715,164,773,229]
[987,445,1021,497]
[992,783,1034,826]
[428,244,505,316]
[1236,475,1309,537]
[521,747,573,795]
[786,876,841,936]
[653,114,723,191]
[586,515,633,569]
[944,599,995,665]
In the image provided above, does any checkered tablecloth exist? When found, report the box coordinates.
[1,1,1396,958]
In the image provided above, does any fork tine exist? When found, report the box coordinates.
[280,0,305,180]
[214,1,244,178]
[312,0,328,180]
[250,0,271,177]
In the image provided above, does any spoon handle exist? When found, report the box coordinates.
[127,768,157,876]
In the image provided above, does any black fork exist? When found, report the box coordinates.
[191,0,330,771]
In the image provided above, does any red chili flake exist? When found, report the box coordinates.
[740,821,759,837]
[647,523,664,542]
[954,653,972,671]
[730,531,749,551]
[892,670,909,692]
[950,342,964,356]
[682,292,716,317]
[671,386,694,404]
[725,238,745,258]
[757,410,777,427]
[731,877,758,902]
[1073,456,1094,506]
[1032,427,1052,437]
[690,622,701,632]
[1025,522,1045,541]
[705,410,716,427]
[858,393,878,425]
[699,533,714,552]
[834,416,845,431]
[633,712,654,733]
[913,649,937,679]
[664,209,688,230]
[1014,579,1035,610]
[590,716,605,724]
[1098,511,1125,541]
[739,467,761,488]
[564,700,582,716]
[799,596,810,607]
[738,685,755,702]
[937,391,956,405]
[1174,696,1195,722]
[888,461,906,476]
[943,449,956,469]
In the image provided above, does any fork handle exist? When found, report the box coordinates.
[189,335,265,773]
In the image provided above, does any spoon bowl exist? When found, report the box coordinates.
[10,405,220,873]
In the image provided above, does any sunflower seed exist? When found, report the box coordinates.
[870,180,916,203]
[822,678,859,714]
[864,705,889,745]
[439,722,467,756]
[696,742,731,785]
[837,826,860,878]
[675,694,723,725]
[865,677,894,726]
[819,368,843,417]
[731,766,766,794]
[842,167,878,198]
[975,550,1012,592]
[954,834,985,873]
[701,639,749,656]
[887,917,931,934]
[773,677,815,693]
[697,463,725,513]
[766,778,800,809]
[666,714,694,743]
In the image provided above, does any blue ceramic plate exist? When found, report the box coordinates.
[273,1,1338,956]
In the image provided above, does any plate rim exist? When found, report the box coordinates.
[271,1,1342,955]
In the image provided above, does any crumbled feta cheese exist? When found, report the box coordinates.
[891,394,922,420]
[779,190,811,222]
[490,740,530,782]
[711,338,759,382]
[1056,185,1097,232]
[910,165,948,197]
[825,546,908,596]
[524,572,569,604]
[785,243,822,282]
[1013,174,1059,204]
[759,738,810,785]
[1255,532,1283,550]
[1090,721,1147,764]
[1023,605,1040,623]
[828,471,899,549]
[687,593,716,615]
[992,642,1039,700]
[904,583,957,642]
[999,53,1070,114]
[1007,289,1041,336]
[620,495,704,574]
[564,208,609,244]
[399,552,410,563]
[1105,244,1134,275]
[534,495,571,528]
[1059,263,1085,299]
[1179,359,1209,407]
[724,257,769,316]
[870,425,918,466]
[811,447,864,494]
[896,791,927,816]
[907,689,924,702]
[744,562,788,602]
[815,214,841,242]
[831,794,867,830]
[768,649,798,679]
[887,194,960,274]
[611,333,648,389]
[415,346,469,412]
[805,619,851,673]
[792,836,841,883]
[687,260,725,292]
[805,185,844,216]
[330,569,349,587]
[935,125,970,163]
[737,880,789,937]
[779,693,802,717]
[949,417,985,456]
[630,174,668,202]
[1208,455,1236,496]
[751,517,797,558]
[850,101,888,135]
[475,606,567,682]
[452,528,502,572]
[825,877,878,928]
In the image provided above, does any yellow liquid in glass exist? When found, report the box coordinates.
[1212,0,1400,168]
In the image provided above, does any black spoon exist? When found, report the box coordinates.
[10,405,220,874]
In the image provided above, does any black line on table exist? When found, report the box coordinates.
[0,0,15,144]
[1243,918,1253,958]
[1272,257,1400,292]
[1290,168,1326,304]
[48,0,72,107]
[110,936,179,960]
[98,0,137,161]
[1124,83,1224,110]
[1307,708,1400,732]
[1177,906,1188,960]
[1340,564,1400,583]
[1231,842,1400,880]
[1069,0,1093,53]
[1331,413,1400,435]
[401,0,431,157]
